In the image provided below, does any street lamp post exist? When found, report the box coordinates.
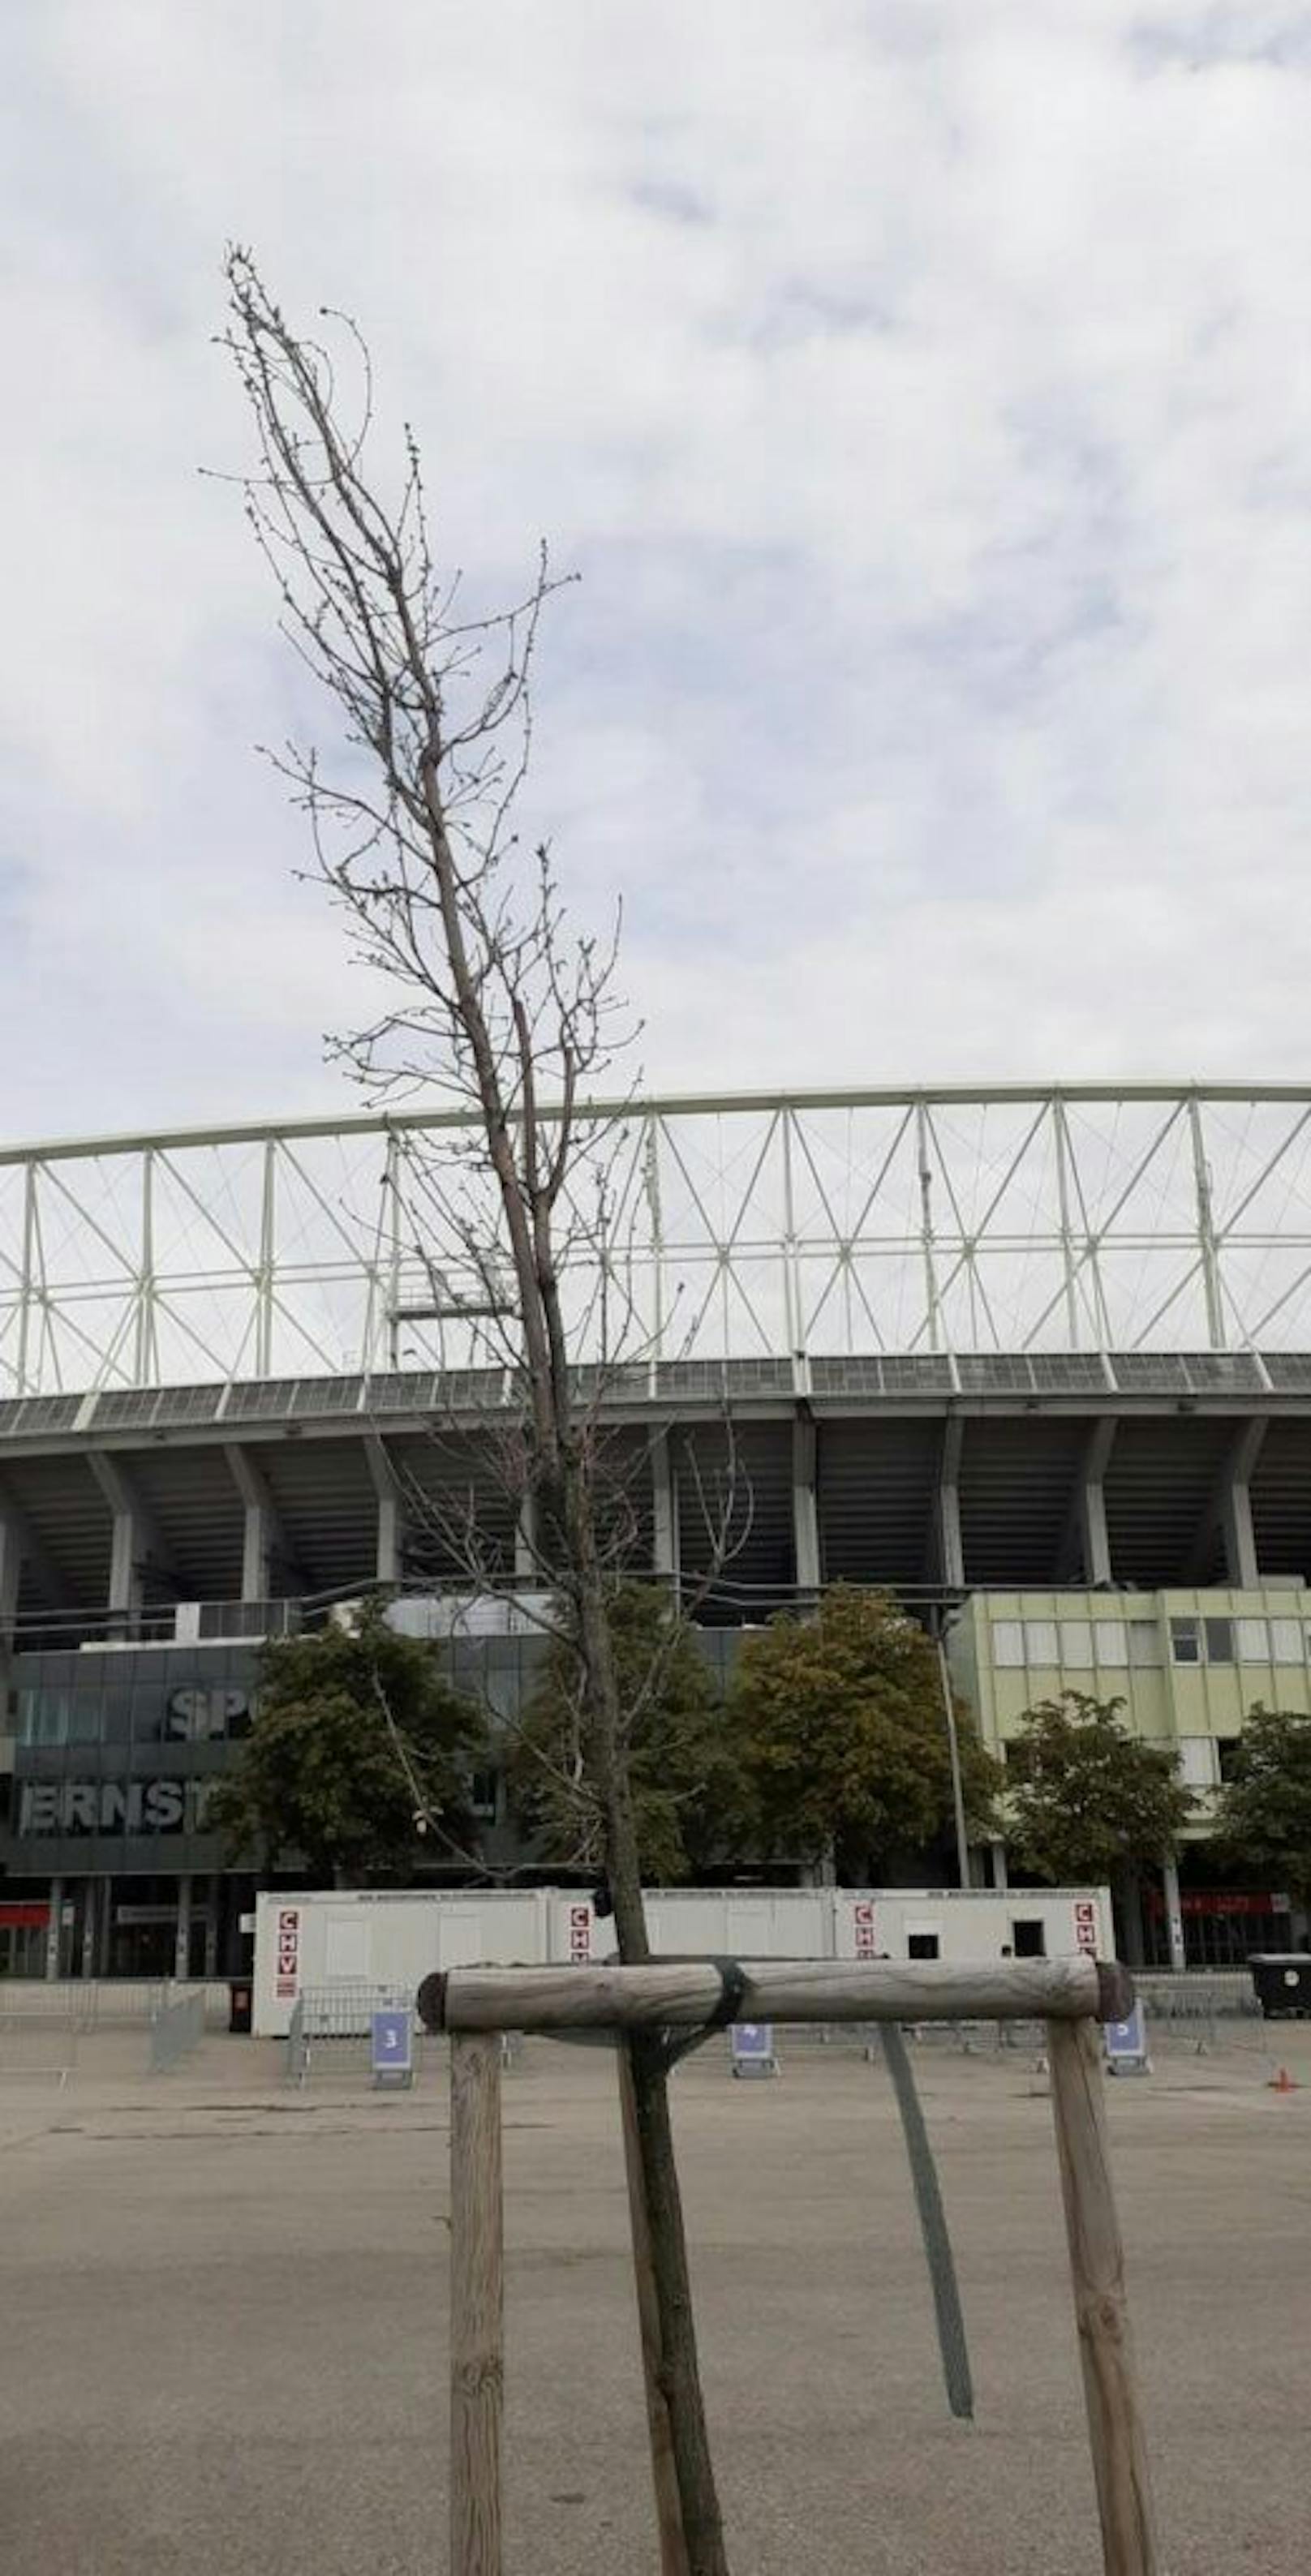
[931,1600,972,1891]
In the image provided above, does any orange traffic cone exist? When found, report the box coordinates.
[1269,2065,1300,2093]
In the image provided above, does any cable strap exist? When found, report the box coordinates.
[658,1955,749,2071]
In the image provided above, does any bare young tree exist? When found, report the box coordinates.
[218,247,730,2574]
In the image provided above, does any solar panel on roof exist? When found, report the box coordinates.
[810,1358,887,1393]
[879,1355,954,1389]
[957,1356,1035,1392]
[1262,1353,1311,1389]
[10,1395,83,1432]
[1180,1354,1263,1391]
[1106,1354,1191,1390]
[1029,1355,1109,1389]
[290,1376,364,1413]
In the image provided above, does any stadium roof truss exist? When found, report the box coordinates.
[3,1084,1311,1397]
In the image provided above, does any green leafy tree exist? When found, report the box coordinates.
[209,1600,484,1883]
[1215,1705,1311,1907]
[510,1584,748,1883]
[1004,1692,1194,1884]
[727,1586,999,1878]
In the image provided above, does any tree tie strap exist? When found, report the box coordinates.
[654,1956,750,2072]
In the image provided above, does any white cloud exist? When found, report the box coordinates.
[4,2,1311,1143]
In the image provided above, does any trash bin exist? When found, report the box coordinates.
[1248,1953,1311,2019]
[228,1978,254,2035]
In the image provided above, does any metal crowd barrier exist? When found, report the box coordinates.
[288,1984,423,2083]
[0,1980,230,2031]
[299,1982,417,2038]
[1136,1970,1257,2020]
[148,1986,207,2073]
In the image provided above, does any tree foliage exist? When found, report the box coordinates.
[509,1584,746,1883]
[727,1586,999,1878]
[208,1602,484,1882]
[1004,1691,1194,1885]
[1214,1704,1311,1905]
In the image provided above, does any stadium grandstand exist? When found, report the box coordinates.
[4,1081,1311,1980]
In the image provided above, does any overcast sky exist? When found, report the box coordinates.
[4,2,1311,1144]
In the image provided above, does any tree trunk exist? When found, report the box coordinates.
[562,1458,729,2576]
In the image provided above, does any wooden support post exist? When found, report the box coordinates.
[617,2043,691,2576]
[450,2032,504,2576]
[1047,2016,1159,2576]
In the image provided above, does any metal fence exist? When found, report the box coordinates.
[285,1999,310,2084]
[0,1979,230,2031]
[299,1983,418,2038]
[1136,1971,1259,2022]
[0,2024,78,2086]
[286,1985,422,2084]
[148,1987,207,2073]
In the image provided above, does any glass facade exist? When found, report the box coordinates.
[2,1625,748,1881]
[6,1646,261,1876]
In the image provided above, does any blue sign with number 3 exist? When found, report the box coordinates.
[372,2007,414,2085]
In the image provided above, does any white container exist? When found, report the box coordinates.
[253,1881,1111,2036]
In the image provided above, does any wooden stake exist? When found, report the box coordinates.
[1047,2016,1159,2576]
[422,1952,1115,2038]
[450,2032,504,2576]
[617,2041,691,2576]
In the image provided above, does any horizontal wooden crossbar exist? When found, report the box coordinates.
[419,1955,1133,2037]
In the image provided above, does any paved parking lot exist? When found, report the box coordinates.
[1,2016,1309,2573]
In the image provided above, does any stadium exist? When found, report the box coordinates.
[4,1078,1311,1985]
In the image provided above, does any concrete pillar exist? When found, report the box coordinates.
[936,1418,965,1588]
[376,1490,403,1586]
[204,1896,220,1981]
[990,1840,1008,1894]
[363,1436,407,1589]
[649,1431,678,1587]
[1218,1418,1266,1588]
[792,1415,821,1597]
[0,1510,19,1638]
[45,1877,63,1981]
[225,1448,290,1605]
[240,1499,274,1604]
[107,1510,142,1625]
[80,1878,98,1981]
[514,1490,539,1582]
[1077,1419,1116,1584]
[1219,1481,1260,1590]
[1161,1857,1187,1972]
[174,1874,192,1983]
[90,1455,175,1629]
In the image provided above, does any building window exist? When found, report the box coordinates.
[1059,1620,1094,1668]
[1205,1618,1235,1665]
[1236,1619,1270,1664]
[470,1769,500,1820]
[1024,1620,1059,1664]
[1270,1619,1303,1665]
[1128,1621,1163,1667]
[907,1931,940,1960]
[1217,1737,1243,1784]
[1176,1737,1219,1790]
[1094,1621,1128,1668]
[992,1621,1025,1668]
[1011,1918,1047,1958]
[1170,1618,1201,1664]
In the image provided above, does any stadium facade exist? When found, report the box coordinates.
[4,1084,1311,1980]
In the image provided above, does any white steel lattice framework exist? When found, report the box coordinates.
[4,1085,1311,1395]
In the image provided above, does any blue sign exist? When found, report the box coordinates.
[371,2007,414,2087]
[730,2021,777,2079]
[1104,2003,1150,2076]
